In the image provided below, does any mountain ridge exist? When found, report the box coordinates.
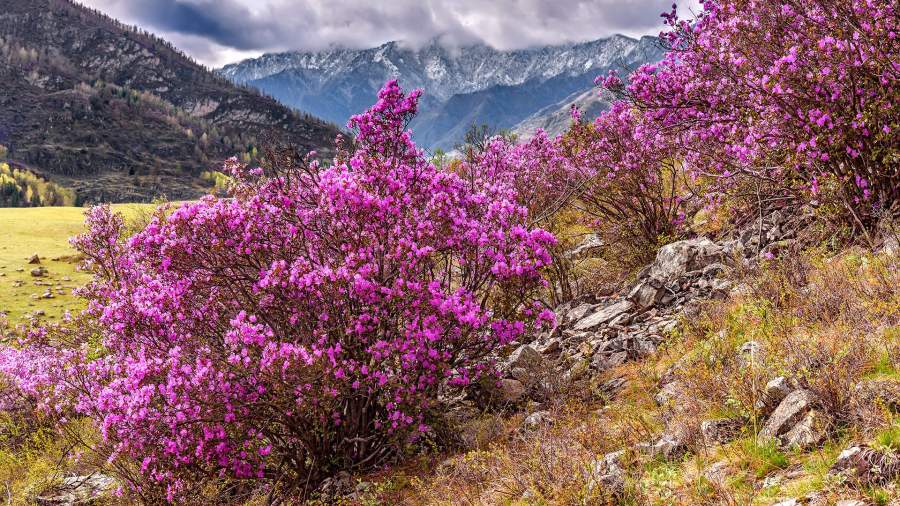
[218,35,664,149]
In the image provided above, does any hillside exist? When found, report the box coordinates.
[218,36,664,149]
[0,0,339,203]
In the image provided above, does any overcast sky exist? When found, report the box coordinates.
[77,0,702,68]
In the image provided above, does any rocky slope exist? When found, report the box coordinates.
[0,0,339,203]
[218,36,664,149]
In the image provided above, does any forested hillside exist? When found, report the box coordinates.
[0,0,338,203]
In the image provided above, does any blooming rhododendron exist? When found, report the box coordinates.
[609,0,898,219]
[0,81,554,500]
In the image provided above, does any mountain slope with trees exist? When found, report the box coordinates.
[0,0,339,203]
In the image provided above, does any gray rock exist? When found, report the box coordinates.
[573,300,635,331]
[587,450,625,496]
[627,279,664,309]
[703,461,730,484]
[27,254,41,265]
[655,380,686,406]
[504,345,547,385]
[34,474,115,506]
[521,410,553,431]
[764,377,793,406]
[759,389,816,442]
[647,238,723,284]
[782,410,827,449]
[636,432,686,460]
[565,303,598,324]
[30,266,48,277]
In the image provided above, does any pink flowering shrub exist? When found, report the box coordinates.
[0,81,554,500]
[606,0,898,222]
[456,131,583,301]
[560,103,690,266]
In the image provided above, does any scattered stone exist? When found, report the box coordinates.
[702,461,730,484]
[521,410,553,431]
[830,445,900,484]
[636,432,686,460]
[759,389,817,442]
[655,380,686,406]
[587,450,626,496]
[31,266,48,277]
[771,499,798,506]
[504,345,547,385]
[573,300,635,331]
[40,291,55,299]
[764,377,793,405]
[34,473,115,506]
[781,410,828,449]
[28,254,41,264]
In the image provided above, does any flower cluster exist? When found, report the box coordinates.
[1,81,554,500]
[615,0,898,216]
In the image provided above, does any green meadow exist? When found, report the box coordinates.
[0,205,155,325]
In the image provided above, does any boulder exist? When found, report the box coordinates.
[587,450,626,496]
[759,389,816,442]
[34,474,115,505]
[30,266,48,277]
[764,377,793,406]
[521,410,553,431]
[830,445,900,484]
[647,238,723,284]
[27,254,41,265]
[655,380,686,406]
[504,345,547,385]
[573,300,635,331]
[781,410,828,449]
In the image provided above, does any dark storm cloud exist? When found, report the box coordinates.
[78,0,701,65]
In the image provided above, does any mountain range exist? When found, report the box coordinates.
[219,36,664,149]
[0,0,339,203]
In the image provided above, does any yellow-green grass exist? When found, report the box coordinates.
[0,205,156,325]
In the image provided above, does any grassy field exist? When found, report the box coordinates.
[0,205,155,325]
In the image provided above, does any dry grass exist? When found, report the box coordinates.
[352,248,899,505]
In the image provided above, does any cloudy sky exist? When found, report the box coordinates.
[77,0,702,67]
